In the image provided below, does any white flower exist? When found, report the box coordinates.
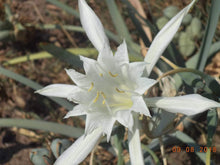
[36,0,220,164]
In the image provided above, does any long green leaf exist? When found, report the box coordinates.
[197,0,220,71]
[207,110,218,147]
[142,144,161,165]
[111,126,125,165]
[122,0,151,47]
[206,110,218,165]
[176,131,206,164]
[179,71,220,97]
[186,41,220,68]
[46,0,79,17]
[41,44,83,68]
[33,24,84,32]
[105,0,132,41]
[0,66,73,110]
[0,118,83,138]
[4,48,98,66]
[105,0,142,58]
[41,44,98,68]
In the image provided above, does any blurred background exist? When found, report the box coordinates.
[0,0,219,164]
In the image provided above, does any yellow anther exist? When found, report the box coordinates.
[100,91,106,99]
[93,92,100,103]
[102,100,106,105]
[99,73,103,77]
[88,82,94,92]
[116,88,125,93]
[109,71,118,77]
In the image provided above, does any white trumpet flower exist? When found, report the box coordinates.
[36,0,220,164]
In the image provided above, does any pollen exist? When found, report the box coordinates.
[102,100,106,105]
[93,91,100,103]
[116,88,125,93]
[99,73,103,77]
[109,71,118,77]
[100,91,106,99]
[88,82,94,92]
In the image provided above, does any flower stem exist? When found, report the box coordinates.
[157,68,206,82]
[206,148,211,165]
[159,136,167,165]
[128,114,144,165]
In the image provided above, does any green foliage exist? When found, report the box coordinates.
[0,67,73,110]
[50,139,72,158]
[30,148,52,165]
[163,6,179,19]
[178,32,196,57]
[1,0,220,164]
[197,0,220,71]
[111,126,125,165]
[176,131,206,164]
[0,118,84,138]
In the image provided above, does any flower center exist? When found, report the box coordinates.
[87,69,133,114]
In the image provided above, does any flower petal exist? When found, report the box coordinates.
[54,127,103,165]
[97,43,115,69]
[131,96,151,117]
[67,88,94,104]
[144,0,196,75]
[114,40,129,65]
[115,110,133,131]
[35,84,79,98]
[146,94,220,116]
[80,55,98,75]
[129,61,147,80]
[128,114,144,165]
[64,104,87,118]
[135,78,157,94]
[65,69,89,87]
[79,0,109,52]
[85,112,115,141]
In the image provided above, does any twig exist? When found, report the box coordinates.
[160,55,179,69]
[59,23,77,47]
[25,1,45,23]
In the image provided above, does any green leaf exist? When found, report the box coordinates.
[30,148,52,165]
[4,51,52,65]
[33,24,84,32]
[0,66,73,110]
[41,44,83,68]
[111,126,125,165]
[4,48,98,66]
[105,0,141,59]
[197,0,220,71]
[207,110,218,147]
[142,144,161,165]
[176,69,220,97]
[50,139,72,158]
[122,0,151,47]
[0,30,14,41]
[186,41,220,68]
[0,118,84,138]
[105,0,132,42]
[206,110,218,165]
[46,0,79,17]
[176,131,206,164]
[158,67,220,97]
